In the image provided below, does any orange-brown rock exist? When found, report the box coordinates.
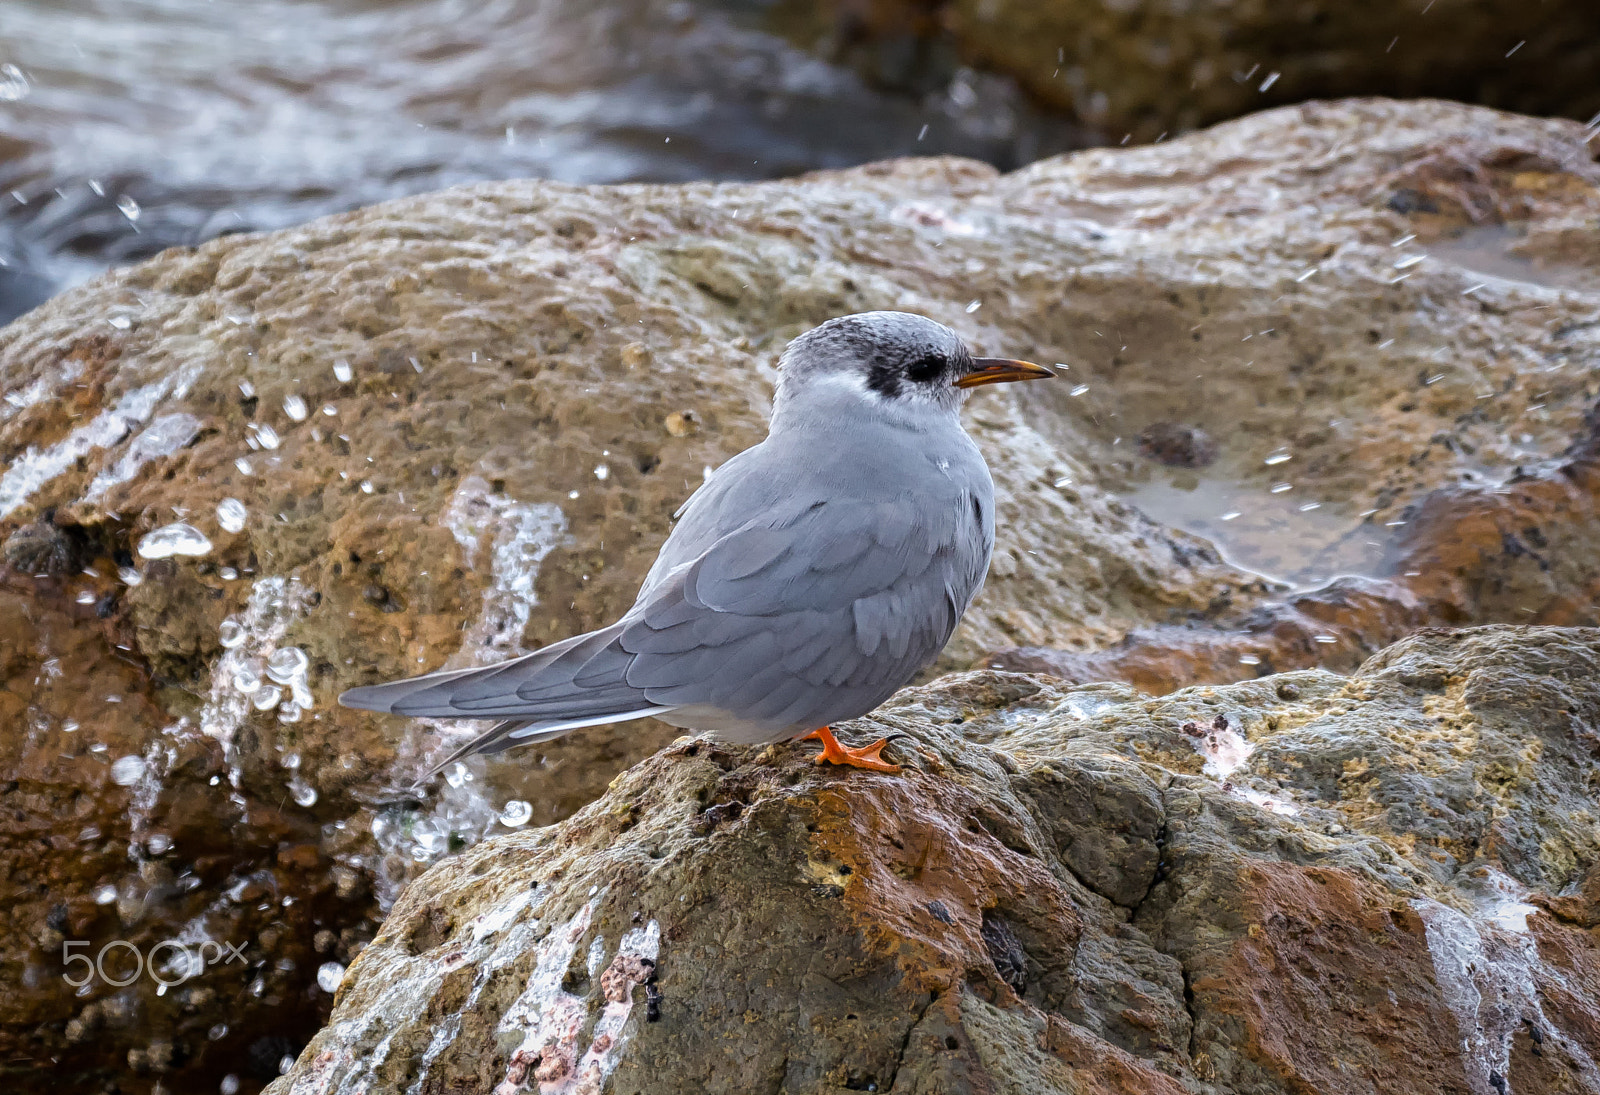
[272,626,1600,1095]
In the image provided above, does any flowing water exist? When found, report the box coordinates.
[0,0,1087,323]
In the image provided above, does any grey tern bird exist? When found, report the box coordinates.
[340,311,1053,775]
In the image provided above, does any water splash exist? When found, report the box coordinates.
[137,523,213,559]
[217,497,248,533]
[198,577,315,782]
[440,475,568,662]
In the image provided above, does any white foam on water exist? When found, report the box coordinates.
[0,364,200,519]
[83,411,202,501]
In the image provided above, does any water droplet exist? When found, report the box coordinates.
[1238,654,1261,665]
[1263,452,1291,465]
[499,800,533,827]
[278,700,303,723]
[292,781,317,807]
[217,498,248,534]
[568,489,580,499]
[279,1055,295,1076]
[235,457,254,475]
[220,1075,240,1095]
[116,195,141,222]
[238,380,256,398]
[322,403,338,416]
[964,300,982,313]
[444,762,469,789]
[108,314,132,330]
[94,884,118,905]
[1298,501,1321,511]
[283,394,308,421]
[62,719,79,733]
[1219,511,1242,521]
[232,664,262,694]
[1314,634,1339,644]
[333,359,353,383]
[1269,483,1293,494]
[0,64,30,102]
[110,755,147,785]
[220,566,239,580]
[252,685,283,711]
[594,464,609,481]
[138,523,212,559]
[359,480,374,494]
[267,647,309,683]
[118,565,143,586]
[282,752,301,769]
[75,589,96,604]
[218,618,246,648]
[1069,384,1089,396]
[316,961,346,993]
[256,424,280,450]
[146,833,173,854]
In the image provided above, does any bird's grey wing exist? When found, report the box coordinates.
[616,481,991,730]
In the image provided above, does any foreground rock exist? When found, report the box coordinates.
[271,625,1600,1094]
[789,0,1600,142]
[3,99,1600,1091]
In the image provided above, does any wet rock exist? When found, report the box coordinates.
[989,393,1600,693]
[271,625,1600,1094]
[4,98,1600,1091]
[1136,422,1217,469]
[788,0,1600,142]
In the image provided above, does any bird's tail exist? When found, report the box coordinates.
[338,624,677,781]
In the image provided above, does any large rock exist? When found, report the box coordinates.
[786,0,1600,142]
[270,625,1600,1094]
[3,98,1600,1092]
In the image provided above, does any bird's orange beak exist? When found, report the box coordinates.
[953,358,1056,389]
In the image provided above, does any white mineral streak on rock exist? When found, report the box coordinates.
[1189,717,1300,815]
[198,577,315,778]
[890,200,982,238]
[472,889,535,945]
[83,411,202,501]
[0,364,199,519]
[1,356,82,419]
[562,919,661,1095]
[1414,874,1600,1095]
[287,886,549,1095]
[441,474,569,662]
[1197,720,1252,778]
[493,901,595,1095]
[490,902,661,1095]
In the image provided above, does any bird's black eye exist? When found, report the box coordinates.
[905,352,946,384]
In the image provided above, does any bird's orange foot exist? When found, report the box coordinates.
[798,726,901,774]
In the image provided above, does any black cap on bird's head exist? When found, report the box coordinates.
[775,311,1053,413]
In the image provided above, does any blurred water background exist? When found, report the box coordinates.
[0,0,1090,324]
